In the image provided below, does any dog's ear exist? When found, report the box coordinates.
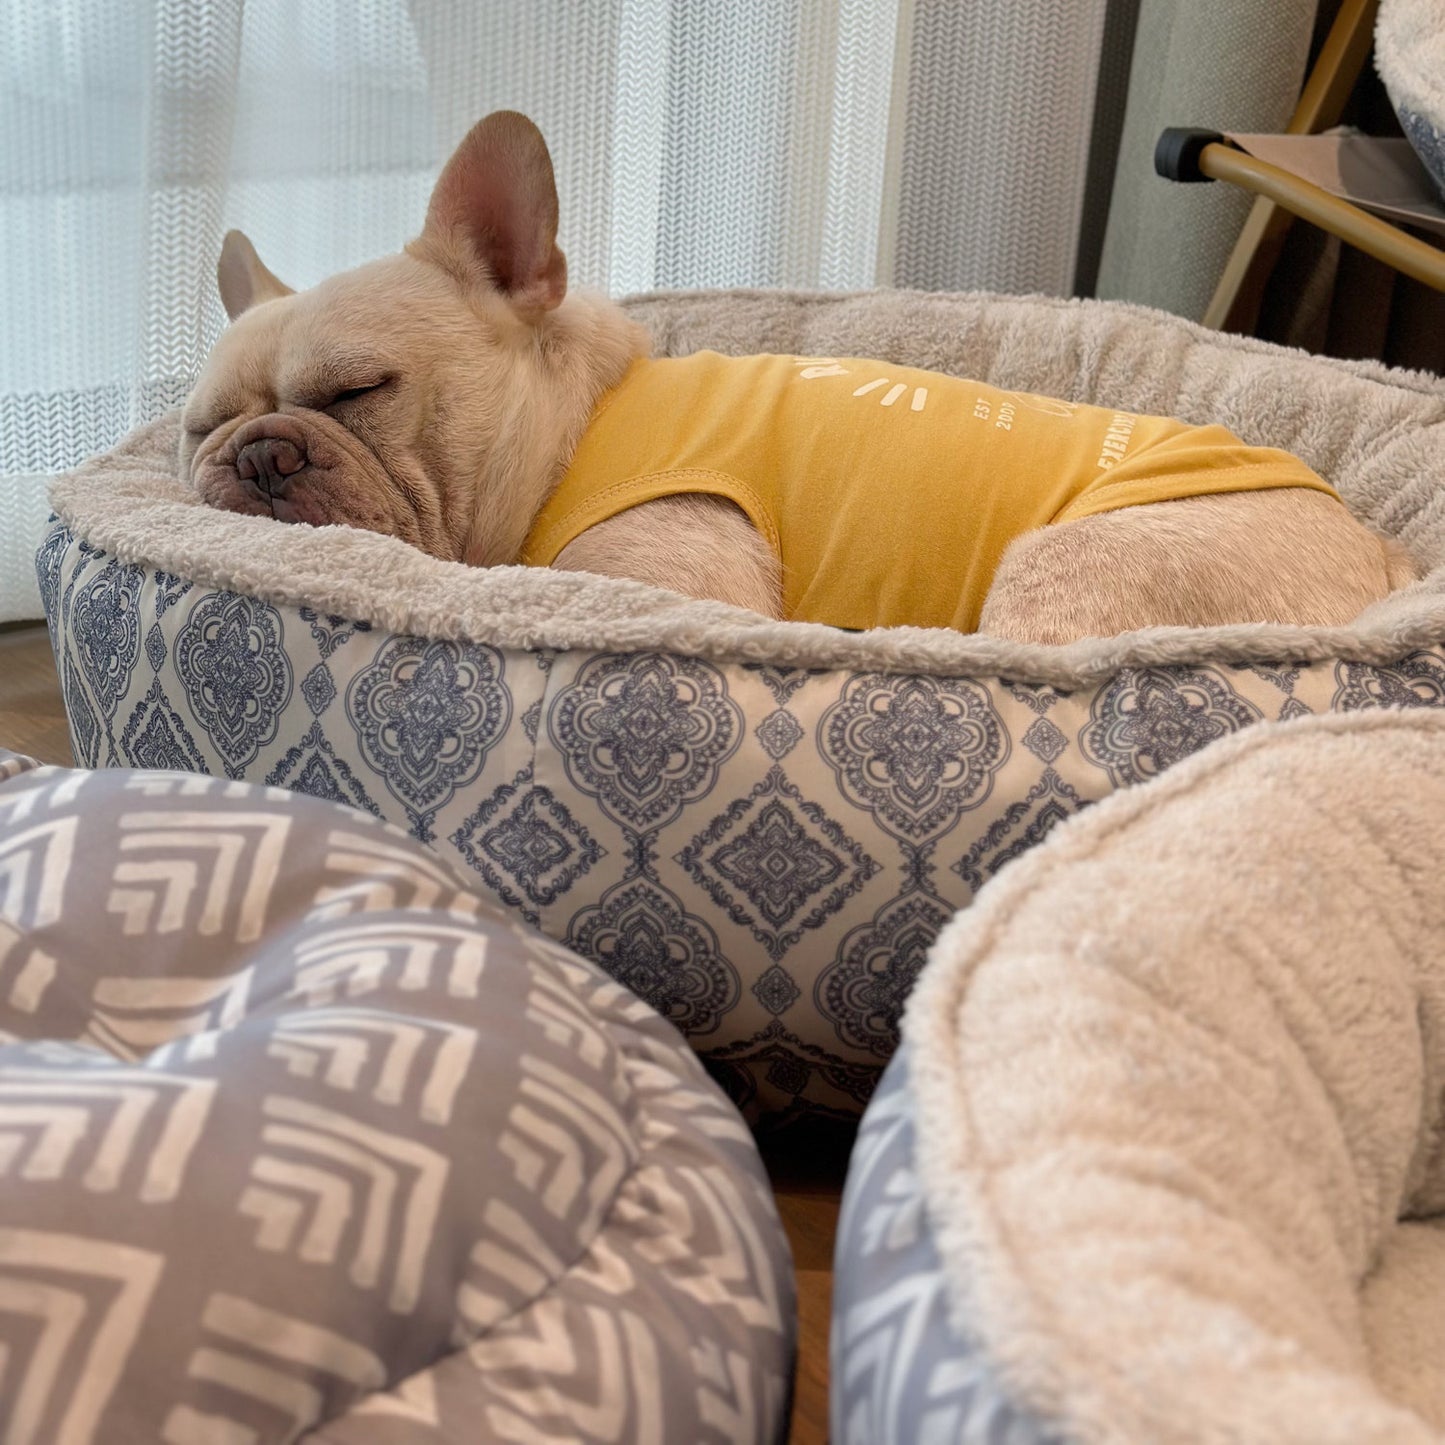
[217,230,294,321]
[422,110,567,317]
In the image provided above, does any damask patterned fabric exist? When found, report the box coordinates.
[42,289,1445,1122]
[0,747,794,1443]
[837,711,1445,1445]
[41,525,1445,1124]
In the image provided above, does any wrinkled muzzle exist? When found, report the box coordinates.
[189,410,411,540]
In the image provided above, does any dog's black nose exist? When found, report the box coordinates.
[236,437,306,497]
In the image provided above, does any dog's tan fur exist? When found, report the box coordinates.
[182,111,1417,644]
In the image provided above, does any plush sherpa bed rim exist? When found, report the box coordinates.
[48,285,1445,692]
[46,457,1445,691]
[631,286,1445,400]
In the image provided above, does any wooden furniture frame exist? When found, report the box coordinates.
[1161,0,1445,329]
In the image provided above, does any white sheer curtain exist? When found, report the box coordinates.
[1,0,1111,621]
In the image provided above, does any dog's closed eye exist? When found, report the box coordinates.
[326,378,392,409]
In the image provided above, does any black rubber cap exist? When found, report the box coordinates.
[1154,127,1226,183]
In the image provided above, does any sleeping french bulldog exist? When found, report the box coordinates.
[181,110,1416,644]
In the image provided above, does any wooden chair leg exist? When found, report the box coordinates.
[1203,0,1380,332]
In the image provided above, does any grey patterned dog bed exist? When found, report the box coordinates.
[834,710,1445,1445]
[41,288,1445,1123]
[831,1047,1054,1444]
[0,746,794,1443]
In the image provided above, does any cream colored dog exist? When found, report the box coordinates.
[181,111,1415,644]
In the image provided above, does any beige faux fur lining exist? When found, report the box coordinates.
[49,289,1445,688]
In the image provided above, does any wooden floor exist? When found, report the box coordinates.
[0,619,845,1442]
[0,622,73,768]
[761,1121,855,1442]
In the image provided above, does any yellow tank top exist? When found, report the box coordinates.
[520,352,1338,633]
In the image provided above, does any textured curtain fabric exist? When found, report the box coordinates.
[2,0,1112,622]
[1093,0,1317,319]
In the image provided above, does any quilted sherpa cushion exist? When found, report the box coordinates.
[0,747,793,1444]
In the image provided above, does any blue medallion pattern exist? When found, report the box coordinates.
[756,707,804,760]
[1233,660,1303,694]
[819,894,955,1056]
[1332,652,1445,710]
[61,654,100,768]
[346,636,510,840]
[752,963,802,1016]
[71,558,143,725]
[1004,679,1070,715]
[39,512,1445,1124]
[451,769,603,920]
[521,699,543,744]
[1021,715,1068,763]
[1080,666,1263,786]
[144,622,168,673]
[953,769,1088,892]
[677,765,879,960]
[706,1020,879,1117]
[266,721,382,818]
[746,663,821,706]
[822,675,1009,841]
[550,654,742,830]
[299,606,372,659]
[119,679,208,774]
[302,662,338,716]
[567,880,738,1035]
[152,570,193,617]
[175,591,293,774]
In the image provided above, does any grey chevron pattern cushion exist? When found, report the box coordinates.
[831,1048,1056,1444]
[0,747,794,1444]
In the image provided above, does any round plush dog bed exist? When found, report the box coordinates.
[833,710,1445,1444]
[41,289,1445,1123]
[0,745,794,1442]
